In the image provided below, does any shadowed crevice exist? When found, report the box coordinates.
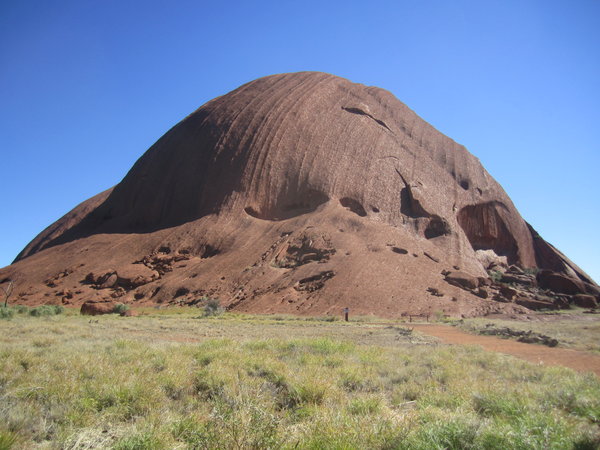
[395,168,430,219]
[244,190,330,221]
[342,106,392,133]
[339,197,367,217]
[424,215,451,239]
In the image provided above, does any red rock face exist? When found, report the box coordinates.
[1,72,596,317]
[80,300,116,316]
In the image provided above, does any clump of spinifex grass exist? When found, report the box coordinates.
[0,313,599,449]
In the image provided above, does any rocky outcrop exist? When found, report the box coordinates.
[84,265,160,293]
[499,285,517,301]
[444,271,479,290]
[272,232,335,268]
[475,249,508,271]
[536,270,586,295]
[1,72,596,317]
[515,297,558,311]
[478,325,559,347]
[80,300,117,315]
[572,294,598,309]
[481,264,598,311]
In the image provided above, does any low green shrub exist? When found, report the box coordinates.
[523,267,540,276]
[0,304,32,319]
[434,310,445,322]
[29,305,64,317]
[13,305,29,314]
[203,299,223,317]
[193,369,226,400]
[113,303,130,315]
[0,307,14,320]
[488,270,503,282]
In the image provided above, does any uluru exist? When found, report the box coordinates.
[1,71,598,317]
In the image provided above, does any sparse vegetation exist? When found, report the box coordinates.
[0,310,599,448]
[1,304,64,320]
[12,305,29,314]
[488,269,503,282]
[433,309,446,322]
[202,298,223,317]
[458,316,600,353]
[113,303,130,315]
[0,306,14,320]
[523,267,540,276]
[29,304,64,317]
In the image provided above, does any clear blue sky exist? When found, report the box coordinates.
[1,0,598,282]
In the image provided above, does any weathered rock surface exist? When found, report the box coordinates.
[572,294,598,309]
[537,270,586,295]
[1,72,597,317]
[515,297,558,311]
[80,300,116,315]
[499,285,517,301]
[475,249,508,271]
[444,271,479,290]
[501,272,536,287]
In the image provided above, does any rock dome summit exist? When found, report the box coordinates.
[2,72,598,316]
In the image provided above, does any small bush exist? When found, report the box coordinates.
[203,299,223,317]
[0,307,14,320]
[29,306,49,317]
[434,310,445,322]
[13,305,29,314]
[193,370,225,400]
[295,380,327,405]
[488,270,503,282]
[523,267,540,276]
[29,305,64,317]
[113,303,130,314]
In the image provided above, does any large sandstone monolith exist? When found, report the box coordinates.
[1,72,596,317]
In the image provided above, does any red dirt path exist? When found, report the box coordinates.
[409,324,600,377]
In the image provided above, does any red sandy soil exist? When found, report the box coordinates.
[410,323,600,377]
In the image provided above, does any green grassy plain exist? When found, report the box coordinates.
[1,309,599,449]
